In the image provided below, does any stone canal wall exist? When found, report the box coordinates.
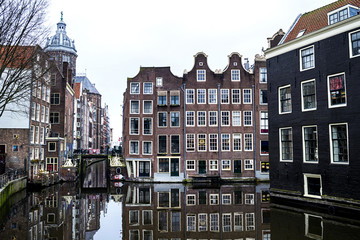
[0,177,27,208]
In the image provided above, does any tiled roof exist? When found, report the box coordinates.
[282,0,360,44]
[74,76,100,95]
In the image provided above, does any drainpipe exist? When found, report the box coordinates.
[252,84,256,179]
[218,84,221,179]
[181,83,186,180]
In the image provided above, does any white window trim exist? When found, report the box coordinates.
[197,69,206,82]
[186,195,196,206]
[186,134,196,152]
[209,160,218,171]
[349,29,360,58]
[221,160,231,170]
[186,111,195,127]
[209,111,218,127]
[221,111,230,127]
[260,140,269,156]
[130,100,140,114]
[197,134,207,152]
[327,72,347,108]
[143,100,153,114]
[170,135,181,154]
[327,4,359,25]
[129,117,140,135]
[278,85,292,114]
[300,45,315,72]
[186,160,195,171]
[301,79,317,112]
[197,89,206,104]
[170,111,180,128]
[260,111,269,135]
[243,89,252,104]
[209,194,219,205]
[222,194,232,204]
[197,111,207,127]
[244,159,254,170]
[130,82,140,94]
[302,125,318,164]
[231,69,240,81]
[209,134,218,152]
[208,89,218,104]
[259,67,267,83]
[220,89,230,104]
[143,82,153,94]
[186,89,195,104]
[303,173,322,199]
[244,133,253,151]
[48,142,56,152]
[232,111,242,126]
[259,89,268,105]
[233,133,242,151]
[243,111,253,126]
[142,141,153,155]
[279,127,293,162]
[221,134,231,152]
[158,112,167,128]
[129,141,139,155]
[232,89,241,104]
[156,77,163,87]
[329,122,349,165]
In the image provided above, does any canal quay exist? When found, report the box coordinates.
[1,162,360,239]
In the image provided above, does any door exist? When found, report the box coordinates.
[234,160,242,174]
[198,160,206,174]
[170,158,179,176]
[139,161,150,177]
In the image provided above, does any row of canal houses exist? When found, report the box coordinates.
[0,15,106,183]
[123,0,360,211]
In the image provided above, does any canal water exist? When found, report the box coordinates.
[1,162,360,239]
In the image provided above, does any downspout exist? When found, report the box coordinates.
[218,84,221,179]
[252,84,256,179]
[181,83,186,180]
[28,77,34,179]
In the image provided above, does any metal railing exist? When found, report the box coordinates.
[0,170,26,189]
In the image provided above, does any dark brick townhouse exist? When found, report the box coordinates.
[123,52,269,182]
[266,0,360,211]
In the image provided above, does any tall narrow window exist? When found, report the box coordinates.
[197,89,206,104]
[303,126,318,162]
[279,85,292,113]
[330,123,348,163]
[186,111,195,126]
[208,89,217,104]
[130,100,140,114]
[221,89,229,104]
[209,134,218,151]
[232,111,241,126]
[158,112,167,127]
[143,141,152,155]
[231,69,240,81]
[233,133,241,151]
[209,111,217,126]
[221,111,230,126]
[260,111,268,134]
[186,89,194,104]
[260,90,268,104]
[232,89,241,104]
[328,73,346,107]
[260,67,267,83]
[197,70,206,81]
[130,141,139,154]
[221,134,230,151]
[186,134,195,152]
[158,135,167,154]
[198,134,206,151]
[300,46,314,71]
[143,118,152,135]
[130,118,139,135]
[171,135,180,154]
[171,112,180,127]
[170,92,180,105]
[243,89,252,104]
[280,127,293,161]
[302,80,316,111]
[350,30,360,57]
[143,100,152,114]
[244,133,253,151]
[197,111,206,126]
[243,111,252,126]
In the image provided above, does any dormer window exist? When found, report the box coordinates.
[296,29,306,38]
[328,5,359,25]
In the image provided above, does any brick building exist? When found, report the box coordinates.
[122,52,269,182]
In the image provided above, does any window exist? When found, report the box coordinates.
[234,191,243,204]
[231,69,240,81]
[222,214,231,232]
[129,210,139,225]
[31,102,35,120]
[186,160,195,170]
[305,214,323,240]
[48,142,56,152]
[245,194,254,205]
[198,213,207,231]
[233,133,241,151]
[300,46,314,71]
[158,112,167,127]
[244,159,254,170]
[42,85,46,101]
[186,89,194,104]
[158,211,168,231]
[198,134,206,151]
[143,100,152,114]
[197,69,206,81]
[221,134,230,151]
[210,214,219,232]
[156,77,163,87]
[280,127,293,161]
[197,111,206,126]
[243,89,252,104]
[208,89,217,104]
[143,118,152,135]
[209,160,218,170]
[35,126,39,143]
[143,82,153,94]
[301,80,316,111]
[261,141,269,155]
[40,127,44,144]
[197,89,206,104]
[36,103,40,121]
[50,112,60,124]
[130,141,139,154]
[245,213,255,231]
[234,213,243,231]
[171,212,181,232]
[171,135,180,153]
[303,126,318,162]
[158,135,167,153]
[328,73,346,107]
[222,194,231,204]
[186,111,195,126]
[186,195,196,205]
[41,105,45,122]
[13,145,19,152]
[328,6,358,25]
[244,133,253,151]
[186,134,195,152]
[30,125,34,144]
[260,90,268,104]
[260,111,268,134]
[159,158,169,172]
[260,67,267,83]
[210,194,219,205]
[37,83,41,98]
[130,100,140,114]
[46,88,50,102]
[187,215,196,231]
[221,89,229,103]
[130,118,139,135]
[222,160,231,170]
[50,93,60,105]
[51,74,56,86]
[221,111,230,126]
[209,111,217,126]
[304,174,322,198]
[170,94,180,105]
[143,210,152,225]
[130,82,140,94]
[350,30,360,57]
[129,230,139,240]
[143,141,152,155]
[279,85,292,114]
[170,112,180,127]
[330,123,348,163]
[232,111,241,126]
[243,111,252,126]
[158,94,167,105]
[232,89,241,104]
[209,134,218,151]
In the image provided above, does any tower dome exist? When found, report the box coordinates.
[44,12,77,56]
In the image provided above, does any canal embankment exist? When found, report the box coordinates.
[0,176,27,209]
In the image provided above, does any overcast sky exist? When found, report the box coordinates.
[47,0,333,144]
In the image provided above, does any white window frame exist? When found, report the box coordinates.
[186,89,195,104]
[231,69,240,81]
[170,135,180,154]
[244,159,254,170]
[198,213,208,231]
[349,29,360,58]
[244,133,253,151]
[209,134,218,152]
[243,111,252,126]
[158,112,167,128]
[129,141,139,155]
[208,89,217,104]
[197,69,206,81]
[221,160,231,170]
[222,194,232,204]
[232,89,241,104]
[156,77,163,87]
[260,89,268,105]
[129,117,140,135]
[260,140,269,156]
[259,67,267,83]
[303,173,322,199]
[186,160,195,171]
[220,89,229,104]
[245,194,254,205]
[210,194,219,205]
[301,79,317,111]
[170,111,180,127]
[197,89,206,104]
[329,123,349,164]
[221,134,230,151]
[187,214,196,232]
[198,134,207,152]
[327,72,347,108]
[279,127,293,162]
[158,135,167,154]
[279,85,292,114]
[221,111,230,126]
[143,100,153,114]
[209,160,218,171]
[186,134,195,152]
[142,141,152,155]
[130,82,140,94]
[260,111,268,134]
[243,89,252,104]
[233,133,242,151]
[232,111,241,126]
[300,45,315,71]
[197,111,206,127]
[143,82,153,94]
[186,195,196,206]
[302,125,318,163]
[186,111,195,127]
[209,111,218,127]
[130,100,140,114]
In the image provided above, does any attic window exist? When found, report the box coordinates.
[296,29,306,38]
[199,62,203,66]
[233,62,238,66]
[328,5,359,25]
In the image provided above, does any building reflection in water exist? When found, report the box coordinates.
[1,181,360,239]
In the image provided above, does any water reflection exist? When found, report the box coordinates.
[1,181,360,239]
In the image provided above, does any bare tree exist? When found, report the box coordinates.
[0,0,49,117]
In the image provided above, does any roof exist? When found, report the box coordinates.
[281,0,360,44]
[74,75,101,95]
